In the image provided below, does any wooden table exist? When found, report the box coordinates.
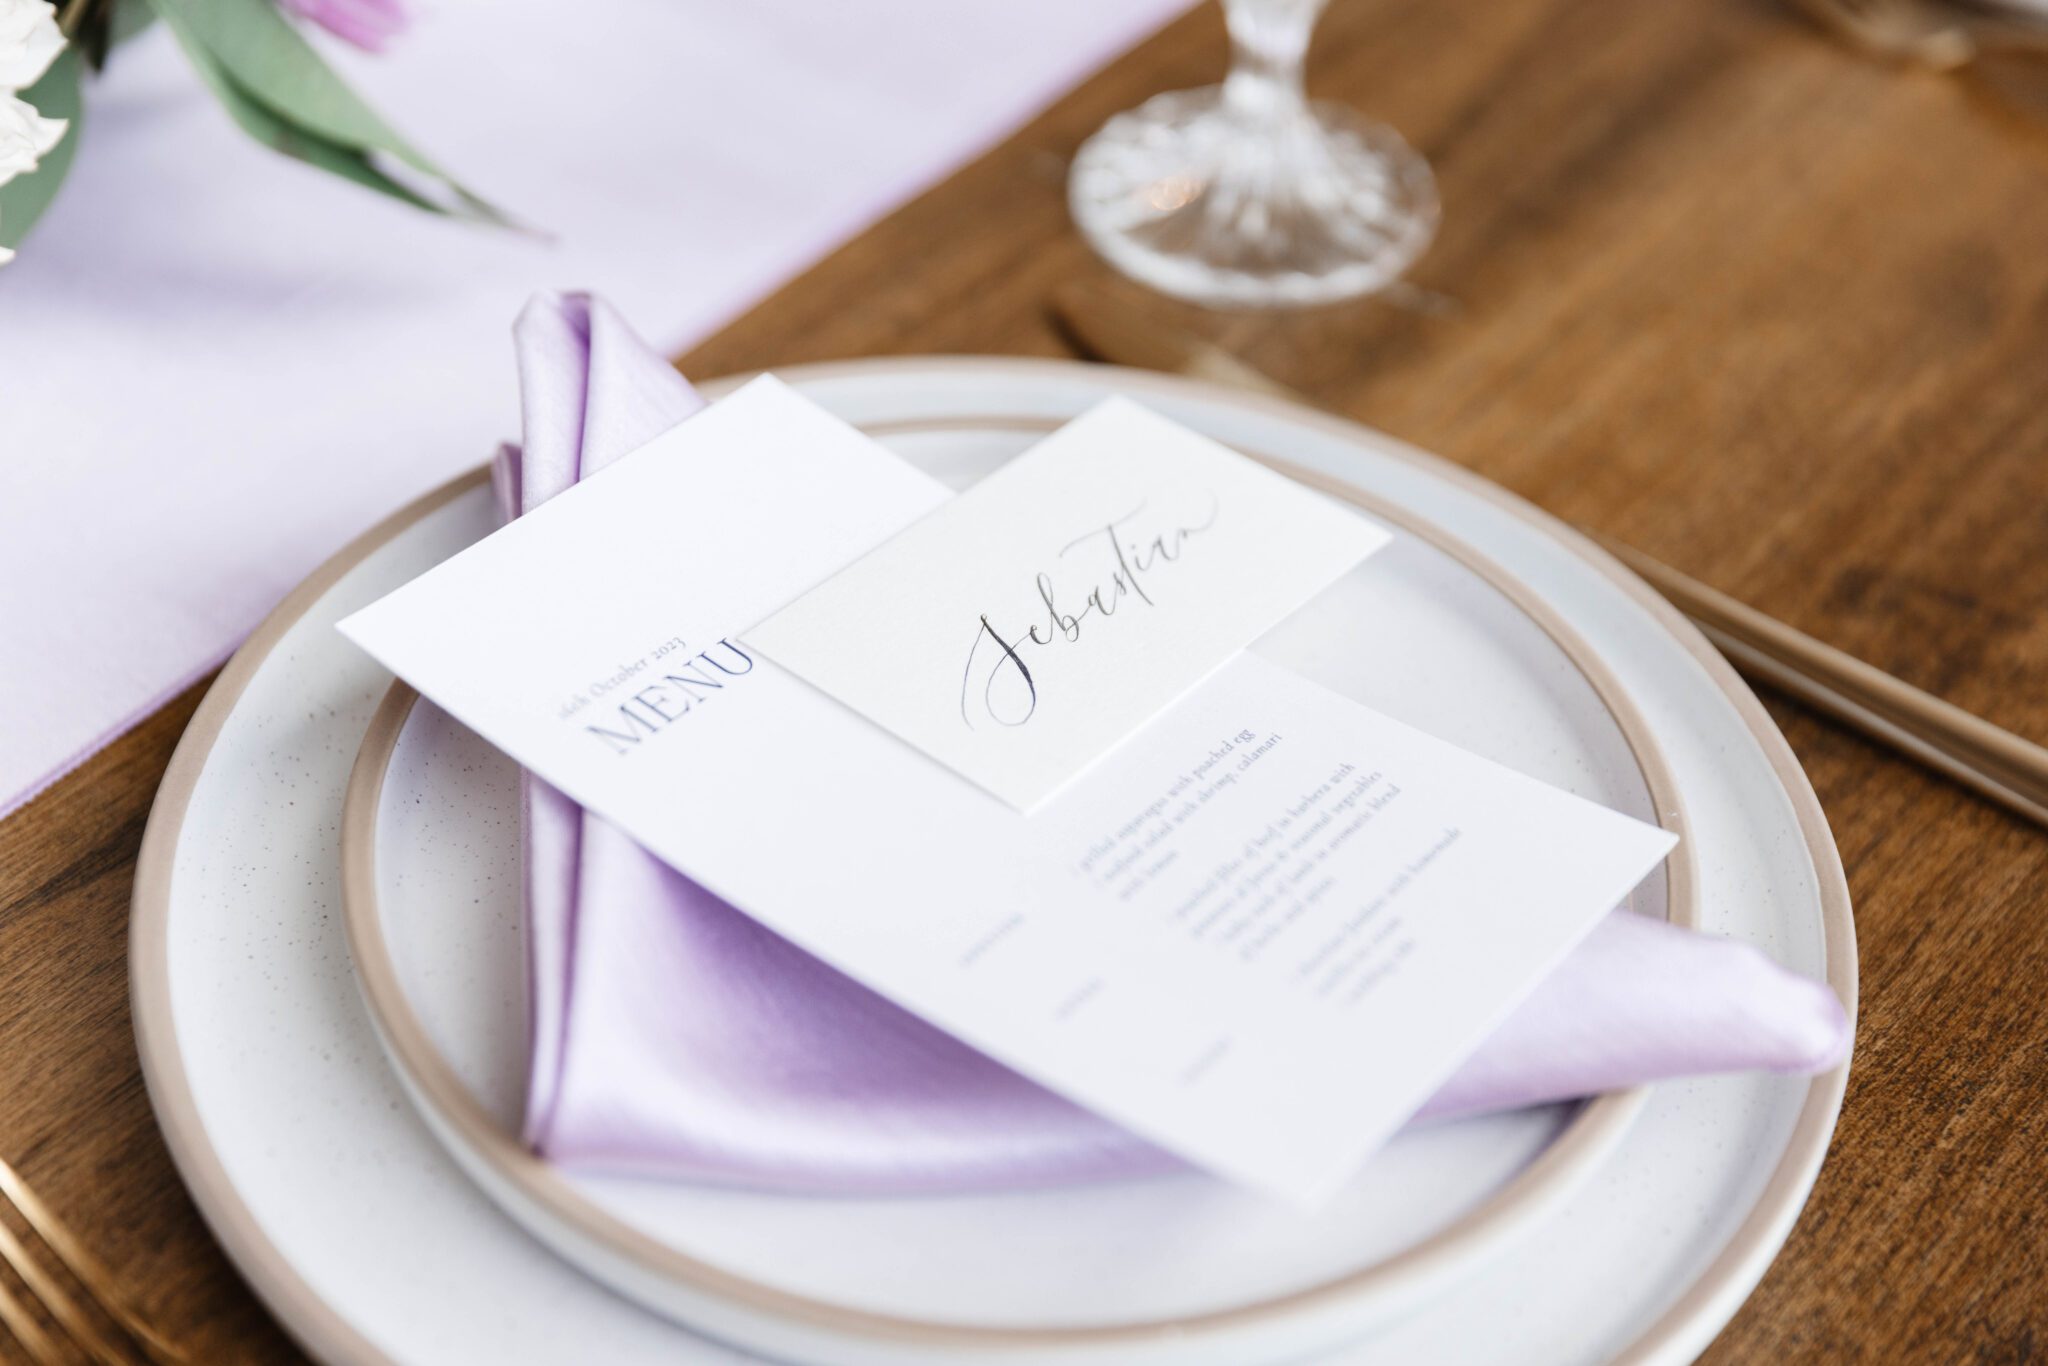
[6,0,2047,1359]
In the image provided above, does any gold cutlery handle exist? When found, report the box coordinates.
[1590,536,2048,827]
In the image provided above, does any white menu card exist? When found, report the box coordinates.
[339,378,1676,1206]
[748,398,1390,809]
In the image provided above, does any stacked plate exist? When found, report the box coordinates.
[131,359,1854,1365]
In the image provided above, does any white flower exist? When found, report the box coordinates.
[0,86,62,178]
[0,88,65,264]
[0,0,66,264]
[0,0,62,92]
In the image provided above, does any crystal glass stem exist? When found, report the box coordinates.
[1221,0,1321,123]
[1067,0,1438,309]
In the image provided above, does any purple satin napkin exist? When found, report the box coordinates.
[498,291,1850,1192]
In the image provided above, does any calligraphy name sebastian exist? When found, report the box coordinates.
[960,496,1219,729]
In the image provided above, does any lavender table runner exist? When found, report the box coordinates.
[0,0,1188,819]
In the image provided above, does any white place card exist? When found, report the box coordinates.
[339,377,1677,1207]
[746,397,1390,809]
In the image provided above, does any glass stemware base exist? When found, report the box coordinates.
[1069,86,1439,309]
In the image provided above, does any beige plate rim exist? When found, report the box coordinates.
[133,357,1855,1364]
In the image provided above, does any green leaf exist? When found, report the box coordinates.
[150,0,512,225]
[0,45,84,255]
[110,0,159,49]
[155,3,444,217]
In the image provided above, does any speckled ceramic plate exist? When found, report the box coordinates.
[133,359,1853,1365]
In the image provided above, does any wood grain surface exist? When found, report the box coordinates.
[4,0,2046,1359]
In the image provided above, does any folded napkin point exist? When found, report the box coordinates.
[1753,959,1853,1076]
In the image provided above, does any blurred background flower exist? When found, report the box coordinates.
[276,0,408,53]
[0,0,66,263]
[0,0,64,86]
[0,0,488,266]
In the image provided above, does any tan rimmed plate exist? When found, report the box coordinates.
[340,421,1687,1360]
[134,359,1853,1365]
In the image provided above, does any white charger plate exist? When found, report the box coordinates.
[133,359,1854,1365]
